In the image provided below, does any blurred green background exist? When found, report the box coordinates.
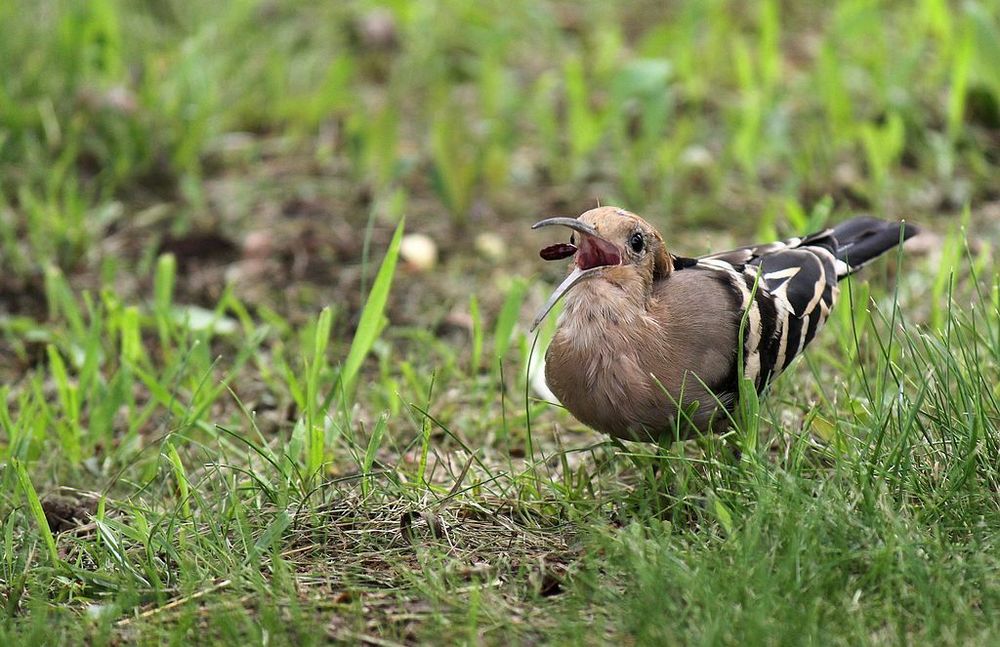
[4,0,999,349]
[2,1,1000,643]
[3,0,999,273]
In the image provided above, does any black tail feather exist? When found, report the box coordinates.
[832,217,918,276]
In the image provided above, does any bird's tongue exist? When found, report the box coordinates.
[577,235,621,270]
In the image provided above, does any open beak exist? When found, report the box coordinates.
[530,217,622,331]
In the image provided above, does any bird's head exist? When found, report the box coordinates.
[530,206,672,331]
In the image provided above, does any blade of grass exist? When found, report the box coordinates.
[306,306,334,476]
[12,458,60,566]
[340,217,405,396]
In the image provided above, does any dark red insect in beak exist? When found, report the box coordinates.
[540,243,578,260]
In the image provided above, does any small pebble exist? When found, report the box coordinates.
[358,8,398,50]
[400,233,438,271]
[475,232,506,261]
[834,162,860,188]
[680,145,714,169]
[243,230,273,260]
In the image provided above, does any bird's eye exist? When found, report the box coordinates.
[570,233,575,245]
[629,232,644,253]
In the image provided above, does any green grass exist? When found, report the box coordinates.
[2,0,1000,644]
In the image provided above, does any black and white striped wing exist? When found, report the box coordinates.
[672,217,915,408]
[698,228,837,269]
[680,234,844,393]
[741,245,841,388]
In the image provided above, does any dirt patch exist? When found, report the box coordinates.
[41,494,98,533]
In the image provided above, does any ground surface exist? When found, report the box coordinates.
[1,1,999,644]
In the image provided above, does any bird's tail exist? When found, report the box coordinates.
[830,217,918,278]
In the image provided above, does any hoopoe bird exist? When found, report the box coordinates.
[531,206,917,441]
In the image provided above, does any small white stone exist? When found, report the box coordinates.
[680,145,714,169]
[400,233,438,271]
[474,232,505,261]
[243,230,272,259]
[86,604,113,620]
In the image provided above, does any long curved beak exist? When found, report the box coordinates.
[532,217,601,237]
[530,217,622,332]
[530,266,599,331]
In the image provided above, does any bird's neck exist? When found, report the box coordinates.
[557,278,652,349]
